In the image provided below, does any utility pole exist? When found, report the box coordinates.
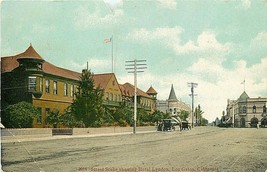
[188,82,198,128]
[125,59,147,134]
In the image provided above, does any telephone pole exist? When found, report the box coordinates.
[188,82,198,128]
[125,59,147,134]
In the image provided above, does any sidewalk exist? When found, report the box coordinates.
[1,127,157,143]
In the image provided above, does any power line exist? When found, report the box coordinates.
[188,82,198,128]
[125,59,147,134]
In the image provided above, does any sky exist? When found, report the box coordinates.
[1,0,267,122]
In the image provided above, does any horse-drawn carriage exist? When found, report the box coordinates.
[249,116,267,128]
[157,118,191,131]
[157,119,176,131]
[180,121,191,130]
[260,117,267,128]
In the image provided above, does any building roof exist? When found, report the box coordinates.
[1,45,150,96]
[120,83,151,98]
[1,45,44,73]
[146,86,157,94]
[93,73,115,90]
[238,91,249,102]
[16,44,44,60]
[43,62,81,81]
[1,45,133,92]
[168,84,178,102]
[119,84,132,97]
[1,45,81,80]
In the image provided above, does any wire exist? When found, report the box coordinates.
[5,130,45,172]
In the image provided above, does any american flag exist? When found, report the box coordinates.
[104,38,112,43]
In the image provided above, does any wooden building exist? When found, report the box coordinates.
[1,45,157,127]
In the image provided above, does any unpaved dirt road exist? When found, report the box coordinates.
[1,127,267,172]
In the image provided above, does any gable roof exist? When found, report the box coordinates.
[168,84,178,102]
[92,73,115,90]
[146,86,157,94]
[120,83,151,98]
[119,84,133,97]
[238,91,249,102]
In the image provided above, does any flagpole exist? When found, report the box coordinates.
[111,35,113,73]
[244,80,246,92]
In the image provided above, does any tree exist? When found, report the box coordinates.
[151,110,171,124]
[179,110,190,121]
[195,104,204,126]
[2,101,38,128]
[102,103,134,127]
[137,108,149,126]
[221,110,226,123]
[70,69,104,127]
[46,109,63,128]
[201,117,209,126]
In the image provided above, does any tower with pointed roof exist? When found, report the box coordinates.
[167,84,179,116]
[146,86,157,100]
[168,84,178,102]
[158,84,191,117]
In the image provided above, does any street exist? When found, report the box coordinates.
[1,127,267,172]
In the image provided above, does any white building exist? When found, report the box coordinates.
[225,91,267,127]
[156,84,191,116]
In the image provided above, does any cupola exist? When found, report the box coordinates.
[16,44,45,73]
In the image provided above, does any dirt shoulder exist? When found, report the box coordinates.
[1,127,267,172]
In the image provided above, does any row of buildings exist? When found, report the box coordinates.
[224,91,267,128]
[1,45,191,128]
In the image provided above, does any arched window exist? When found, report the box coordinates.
[253,105,256,113]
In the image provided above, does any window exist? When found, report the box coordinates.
[53,81,58,95]
[70,84,74,97]
[263,105,266,113]
[253,105,256,113]
[239,106,242,113]
[39,78,43,92]
[114,94,117,101]
[110,93,113,101]
[64,83,68,96]
[28,76,36,92]
[244,106,247,113]
[37,107,42,123]
[106,92,109,100]
[45,108,50,125]
[45,80,50,93]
